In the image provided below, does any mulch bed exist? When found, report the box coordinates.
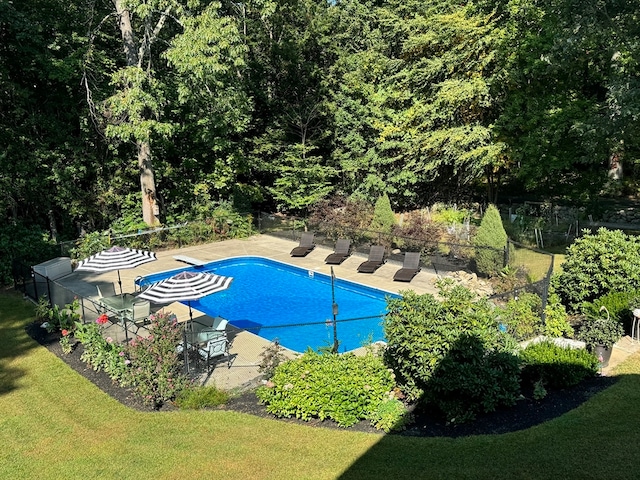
[26,321,618,437]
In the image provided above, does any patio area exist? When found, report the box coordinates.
[50,234,636,390]
[54,234,441,391]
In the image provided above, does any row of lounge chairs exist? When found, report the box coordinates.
[289,233,422,283]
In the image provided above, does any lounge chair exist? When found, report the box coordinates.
[357,245,386,273]
[290,232,316,257]
[325,239,351,265]
[393,252,422,282]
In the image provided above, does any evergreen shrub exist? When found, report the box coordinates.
[370,194,396,234]
[473,204,507,277]
[520,340,599,390]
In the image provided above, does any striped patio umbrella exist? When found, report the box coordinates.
[75,246,157,294]
[137,271,233,321]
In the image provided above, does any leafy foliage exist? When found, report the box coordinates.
[520,341,599,390]
[383,280,516,401]
[576,315,625,351]
[123,310,191,408]
[368,397,413,433]
[473,204,507,277]
[73,316,130,385]
[256,351,395,428]
[425,334,521,424]
[542,291,574,338]
[498,292,543,342]
[555,228,640,312]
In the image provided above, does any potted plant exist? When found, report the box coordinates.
[577,307,624,367]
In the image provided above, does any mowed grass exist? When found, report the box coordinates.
[2,290,640,479]
[511,247,565,281]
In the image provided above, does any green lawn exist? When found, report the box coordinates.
[2,291,640,479]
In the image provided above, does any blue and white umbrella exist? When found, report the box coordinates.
[76,246,157,294]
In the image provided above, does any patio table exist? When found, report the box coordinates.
[100,293,136,316]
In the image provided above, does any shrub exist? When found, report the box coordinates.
[425,334,521,424]
[392,210,443,252]
[175,386,230,410]
[542,290,574,338]
[368,397,413,432]
[73,316,130,384]
[576,315,624,350]
[70,231,112,262]
[123,311,191,408]
[498,292,543,341]
[256,351,395,427]
[520,340,599,390]
[555,228,640,312]
[582,289,640,330]
[473,204,507,277]
[384,279,517,402]
[370,194,396,234]
[308,194,373,241]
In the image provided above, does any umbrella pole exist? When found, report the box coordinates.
[182,302,193,374]
[117,270,123,296]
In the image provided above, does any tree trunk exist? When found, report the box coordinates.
[138,140,160,226]
[114,0,160,226]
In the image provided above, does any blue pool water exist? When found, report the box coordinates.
[137,256,397,352]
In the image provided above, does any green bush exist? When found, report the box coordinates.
[498,292,543,341]
[123,310,191,408]
[555,228,640,312]
[576,315,624,350]
[473,204,507,277]
[0,221,59,285]
[256,351,395,428]
[582,290,640,330]
[542,290,574,338]
[368,397,413,432]
[175,386,230,410]
[73,314,129,385]
[425,334,521,424]
[383,279,517,402]
[370,194,396,234]
[520,341,599,390]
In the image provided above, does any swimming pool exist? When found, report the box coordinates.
[137,256,398,352]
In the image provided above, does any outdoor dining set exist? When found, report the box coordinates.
[75,246,234,370]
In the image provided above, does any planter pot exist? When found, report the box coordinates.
[594,345,613,368]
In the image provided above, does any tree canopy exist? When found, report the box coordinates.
[1,0,638,235]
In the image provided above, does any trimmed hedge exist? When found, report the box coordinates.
[520,340,599,390]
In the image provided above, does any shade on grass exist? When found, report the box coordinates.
[1,291,640,479]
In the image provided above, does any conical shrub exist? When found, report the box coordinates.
[474,204,507,277]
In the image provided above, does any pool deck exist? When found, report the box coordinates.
[54,234,635,390]
[57,235,441,391]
